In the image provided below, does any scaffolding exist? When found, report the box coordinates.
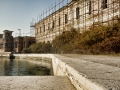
[33,0,120,42]
[30,19,35,37]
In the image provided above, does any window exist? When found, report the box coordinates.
[0,44,3,49]
[23,41,25,48]
[40,26,41,33]
[76,7,80,19]
[101,0,107,9]
[0,35,2,38]
[52,21,54,28]
[59,17,60,26]
[6,39,8,42]
[5,43,8,47]
[44,25,45,32]
[65,14,68,24]
[15,41,17,48]
[48,23,50,30]
[89,0,91,14]
[36,28,38,34]
[8,33,10,36]
[5,32,7,36]
[28,41,31,47]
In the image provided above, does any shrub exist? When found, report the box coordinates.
[23,22,120,54]
[52,28,78,53]
[22,48,31,53]
[28,42,52,53]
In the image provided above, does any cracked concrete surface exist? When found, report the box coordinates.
[55,54,120,90]
[0,76,75,90]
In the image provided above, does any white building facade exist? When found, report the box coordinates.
[34,0,120,43]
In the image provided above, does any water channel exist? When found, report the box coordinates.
[0,58,52,76]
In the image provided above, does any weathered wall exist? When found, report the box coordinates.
[35,0,120,43]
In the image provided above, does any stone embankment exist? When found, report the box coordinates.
[0,54,120,90]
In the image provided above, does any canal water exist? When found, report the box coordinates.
[0,58,52,76]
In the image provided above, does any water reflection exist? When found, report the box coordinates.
[0,59,51,76]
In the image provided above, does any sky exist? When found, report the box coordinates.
[0,0,70,37]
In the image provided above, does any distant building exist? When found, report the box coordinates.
[0,34,3,52]
[34,0,120,43]
[0,30,14,52]
[14,36,35,53]
[0,30,35,53]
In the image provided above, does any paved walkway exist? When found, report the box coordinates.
[0,76,75,90]
[54,54,120,90]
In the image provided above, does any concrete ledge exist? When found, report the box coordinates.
[13,54,120,90]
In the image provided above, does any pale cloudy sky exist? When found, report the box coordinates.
[0,0,70,37]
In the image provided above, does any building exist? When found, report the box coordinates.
[0,34,3,52]
[34,0,120,43]
[14,36,35,53]
[0,30,35,53]
[0,30,14,52]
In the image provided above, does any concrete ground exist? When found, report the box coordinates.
[0,76,75,90]
[54,54,120,90]
[0,54,120,90]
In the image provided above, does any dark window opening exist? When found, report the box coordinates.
[52,21,54,29]
[28,41,31,47]
[8,33,10,36]
[59,17,60,26]
[5,32,7,36]
[101,0,107,9]
[65,14,68,24]
[89,0,91,14]
[44,25,45,32]
[40,26,41,33]
[23,41,25,48]
[76,7,80,19]
[5,43,8,47]
[48,23,50,30]
[0,35,3,38]
[0,44,3,49]
[36,28,38,34]
[15,41,17,48]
